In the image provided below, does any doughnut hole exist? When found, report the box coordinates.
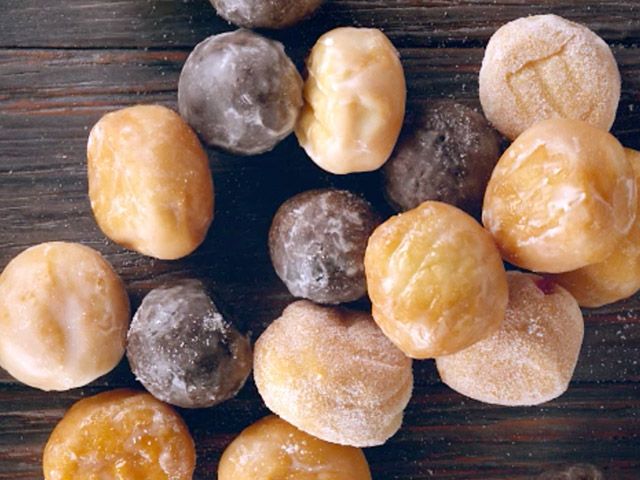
[88,105,214,260]
[268,189,380,304]
[295,27,406,174]
[127,280,252,408]
[209,0,324,29]
[482,119,635,273]
[43,389,195,479]
[253,301,413,447]
[479,14,620,140]
[0,242,129,391]
[218,415,371,480]
[365,201,508,359]
[436,272,584,406]
[552,148,640,307]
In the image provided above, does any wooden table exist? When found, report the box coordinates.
[1,1,639,478]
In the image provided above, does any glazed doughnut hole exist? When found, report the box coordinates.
[0,242,129,391]
[210,0,324,29]
[436,272,584,406]
[253,300,413,447]
[218,415,372,480]
[479,14,620,140]
[364,201,508,359]
[482,119,635,273]
[178,29,302,155]
[43,389,195,480]
[295,27,406,174]
[127,280,252,408]
[383,100,502,213]
[552,148,640,307]
[88,105,214,260]
[269,189,380,304]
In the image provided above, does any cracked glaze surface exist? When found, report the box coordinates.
[87,105,214,260]
[269,189,380,304]
[365,201,508,359]
[295,27,406,174]
[0,242,130,391]
[127,280,252,409]
[552,148,640,307]
[482,119,635,273]
[43,389,196,480]
[178,29,302,155]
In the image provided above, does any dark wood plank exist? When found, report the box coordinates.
[0,0,639,49]
[0,383,638,479]
[0,1,639,479]
[2,44,640,147]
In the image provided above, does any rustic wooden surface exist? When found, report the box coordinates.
[1,1,639,478]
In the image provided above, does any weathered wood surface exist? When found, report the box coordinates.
[0,1,639,478]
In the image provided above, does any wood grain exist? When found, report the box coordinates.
[0,1,639,479]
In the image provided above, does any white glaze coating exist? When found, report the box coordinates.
[295,28,406,174]
[482,119,635,273]
[269,189,379,304]
[88,105,214,260]
[179,29,303,155]
[0,242,130,391]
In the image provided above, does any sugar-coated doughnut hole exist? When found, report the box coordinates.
[364,201,508,359]
[482,119,635,273]
[253,300,413,447]
[268,189,380,304]
[88,105,214,260]
[43,389,195,479]
[479,14,620,140]
[383,100,502,214]
[178,29,302,155]
[218,415,372,480]
[0,242,130,391]
[126,280,252,408]
[210,0,324,29]
[295,27,406,174]
[436,271,584,406]
[552,148,640,307]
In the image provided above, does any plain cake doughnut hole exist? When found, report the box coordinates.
[479,14,620,140]
[436,271,584,406]
[253,300,413,447]
[0,242,130,391]
[218,415,372,480]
